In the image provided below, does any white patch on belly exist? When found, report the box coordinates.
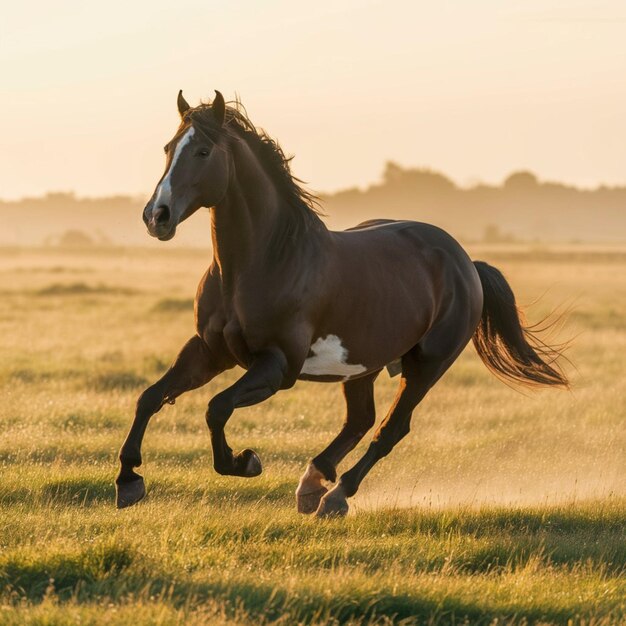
[301,335,367,379]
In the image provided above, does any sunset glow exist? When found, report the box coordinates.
[2,0,626,199]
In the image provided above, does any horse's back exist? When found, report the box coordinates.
[338,219,482,318]
[333,219,476,274]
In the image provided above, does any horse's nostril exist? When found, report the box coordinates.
[154,205,170,225]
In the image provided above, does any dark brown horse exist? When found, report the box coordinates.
[116,91,568,516]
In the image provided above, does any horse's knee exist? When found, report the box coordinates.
[206,393,233,431]
[136,384,165,417]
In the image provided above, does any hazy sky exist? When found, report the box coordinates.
[1,0,625,199]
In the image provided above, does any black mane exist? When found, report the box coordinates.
[184,98,326,258]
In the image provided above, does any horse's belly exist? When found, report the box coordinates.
[297,294,429,382]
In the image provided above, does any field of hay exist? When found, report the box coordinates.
[0,244,624,625]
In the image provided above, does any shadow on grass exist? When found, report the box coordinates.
[40,477,116,506]
[35,283,139,297]
[92,370,148,392]
[350,506,626,574]
[147,477,294,507]
[7,367,83,384]
[1,558,608,625]
[364,505,626,537]
[0,474,293,509]
[0,447,110,465]
[151,297,194,313]
[0,477,115,508]
[4,365,147,391]
[1,543,135,600]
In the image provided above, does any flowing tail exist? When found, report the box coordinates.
[472,261,569,389]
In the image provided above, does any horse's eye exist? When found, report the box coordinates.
[163,145,169,154]
[197,149,210,158]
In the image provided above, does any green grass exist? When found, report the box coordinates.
[2,496,624,625]
[0,245,624,625]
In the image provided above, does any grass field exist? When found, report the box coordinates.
[0,244,624,625]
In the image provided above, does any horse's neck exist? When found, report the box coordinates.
[211,142,327,290]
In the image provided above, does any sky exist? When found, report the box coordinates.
[1,0,625,200]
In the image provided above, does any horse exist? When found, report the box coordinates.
[115,90,568,517]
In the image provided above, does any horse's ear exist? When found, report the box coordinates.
[212,90,225,126]
[177,90,190,117]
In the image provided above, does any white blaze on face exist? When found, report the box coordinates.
[301,335,367,380]
[154,126,196,208]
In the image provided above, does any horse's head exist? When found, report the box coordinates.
[143,90,230,241]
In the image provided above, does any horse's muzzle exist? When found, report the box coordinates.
[144,204,176,240]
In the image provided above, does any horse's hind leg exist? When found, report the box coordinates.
[116,335,229,509]
[296,372,379,514]
[315,347,456,518]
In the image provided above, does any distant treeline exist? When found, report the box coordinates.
[321,163,626,243]
[2,164,625,246]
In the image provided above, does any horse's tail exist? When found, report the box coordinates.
[472,261,569,389]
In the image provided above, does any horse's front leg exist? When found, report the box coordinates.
[116,335,230,508]
[206,348,288,477]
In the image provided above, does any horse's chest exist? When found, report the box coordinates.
[300,335,366,380]
[219,317,254,367]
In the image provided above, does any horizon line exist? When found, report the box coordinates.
[2,164,626,204]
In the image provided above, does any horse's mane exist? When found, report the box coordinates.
[184,98,326,258]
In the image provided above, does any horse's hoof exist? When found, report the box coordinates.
[297,486,328,514]
[235,449,263,477]
[115,477,146,509]
[315,486,349,518]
